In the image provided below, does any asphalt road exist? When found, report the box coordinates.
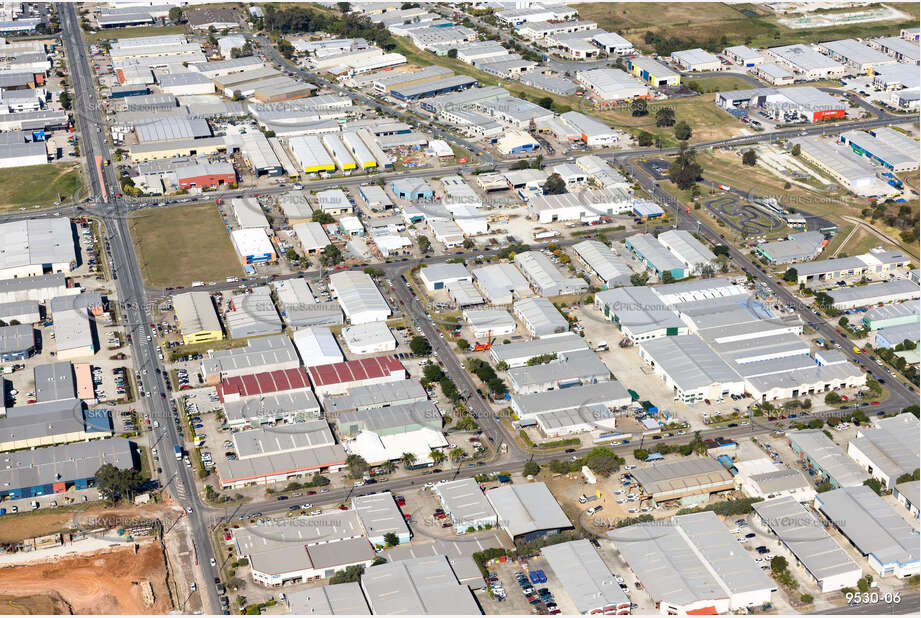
[59,5,221,613]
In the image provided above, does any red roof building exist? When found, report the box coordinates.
[218,367,311,402]
[308,356,406,397]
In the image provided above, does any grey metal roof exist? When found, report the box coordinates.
[232,421,333,459]
[134,115,211,143]
[631,458,734,499]
[594,286,685,336]
[471,263,530,302]
[352,491,410,541]
[541,540,629,613]
[383,531,506,589]
[0,399,98,446]
[829,279,920,308]
[639,335,740,392]
[33,362,75,403]
[753,496,861,583]
[433,478,497,527]
[769,43,843,71]
[158,71,212,88]
[896,480,920,509]
[323,379,427,415]
[286,582,370,615]
[0,299,39,322]
[816,486,919,567]
[749,468,811,494]
[863,299,919,324]
[485,482,571,537]
[787,430,867,487]
[508,349,610,391]
[609,510,773,608]
[0,438,132,491]
[420,262,471,284]
[337,400,441,434]
[202,334,299,377]
[757,231,826,263]
[514,251,587,296]
[463,307,515,331]
[573,240,633,287]
[820,39,893,66]
[491,332,589,365]
[0,322,33,355]
[512,380,630,417]
[672,48,720,66]
[223,390,320,426]
[173,291,221,335]
[361,555,482,615]
[849,413,920,480]
[513,297,569,337]
[0,218,75,274]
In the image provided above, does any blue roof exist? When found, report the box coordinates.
[645,453,664,462]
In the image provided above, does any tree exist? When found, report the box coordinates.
[668,145,702,190]
[409,336,432,356]
[582,447,624,477]
[770,555,788,574]
[633,449,649,461]
[742,149,757,166]
[58,91,72,110]
[401,452,417,468]
[456,338,470,350]
[630,98,648,117]
[329,564,364,584]
[430,449,446,465]
[629,272,649,286]
[863,477,883,495]
[661,271,675,284]
[637,131,654,147]
[95,464,145,503]
[449,447,465,462]
[838,316,850,328]
[422,364,445,384]
[783,268,798,283]
[278,39,295,59]
[537,96,554,110]
[208,33,219,47]
[417,235,431,253]
[319,244,342,267]
[345,454,368,478]
[542,173,566,195]
[337,2,352,13]
[824,392,843,405]
[383,532,399,547]
[312,210,335,224]
[168,6,183,22]
[522,461,541,477]
[509,159,530,170]
[655,107,675,127]
[791,143,801,157]
[447,48,457,58]
[674,120,692,141]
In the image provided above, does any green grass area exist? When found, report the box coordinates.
[83,25,186,43]
[599,96,743,145]
[128,202,242,288]
[684,75,759,94]
[0,164,84,212]
[575,1,918,51]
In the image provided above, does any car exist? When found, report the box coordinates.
[586,505,603,514]
[745,533,756,538]
[186,506,192,513]
[210,558,216,567]
[276,495,288,501]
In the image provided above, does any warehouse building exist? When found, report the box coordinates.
[816,485,920,578]
[594,286,688,343]
[329,270,391,324]
[383,534,504,591]
[755,231,826,264]
[632,457,735,503]
[817,39,896,73]
[361,555,482,615]
[273,279,341,328]
[715,87,845,123]
[625,57,680,87]
[0,322,34,361]
[292,326,344,368]
[0,437,133,500]
[53,309,96,361]
[862,299,919,330]
[609,511,774,614]
[671,48,722,71]
[321,134,357,171]
[308,355,406,399]
[766,44,846,79]
[512,296,569,339]
[285,583,370,615]
[793,136,886,196]
[352,491,411,547]
[793,250,910,285]
[173,291,223,344]
[0,218,75,280]
[894,481,920,518]
[486,482,572,542]
[158,71,214,95]
[558,110,620,146]
[639,334,745,404]
[175,161,236,190]
[0,139,47,168]
[433,478,498,534]
[870,36,921,65]
[514,251,587,297]
[572,240,633,288]
[218,436,346,491]
[293,221,331,255]
[223,390,321,429]
[322,379,427,415]
[574,67,648,101]
[288,134,335,173]
[419,263,471,292]
[231,198,270,230]
[752,496,861,592]
[723,45,764,66]
[490,332,589,368]
[754,62,794,85]
[0,299,39,325]
[463,307,516,338]
[225,287,283,339]
[472,263,531,305]
[828,279,921,310]
[625,234,686,281]
[787,430,866,488]
[847,413,919,489]
[541,540,631,615]
[0,398,111,452]
[734,458,815,502]
[510,380,630,420]
[840,127,919,173]
[201,334,299,381]
[592,32,635,55]
[391,75,478,101]
[507,349,610,395]
[336,400,446,464]
[231,510,373,585]
[342,321,396,355]
[656,230,716,276]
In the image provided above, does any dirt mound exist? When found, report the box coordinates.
[0,542,172,614]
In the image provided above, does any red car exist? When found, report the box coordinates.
[841,395,848,401]
[338,504,348,510]
[871,401,880,405]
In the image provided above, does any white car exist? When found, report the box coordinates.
[210,558,216,567]
[614,576,625,584]
[186,506,193,513]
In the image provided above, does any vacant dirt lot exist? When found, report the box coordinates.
[0,502,178,544]
[0,541,172,614]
